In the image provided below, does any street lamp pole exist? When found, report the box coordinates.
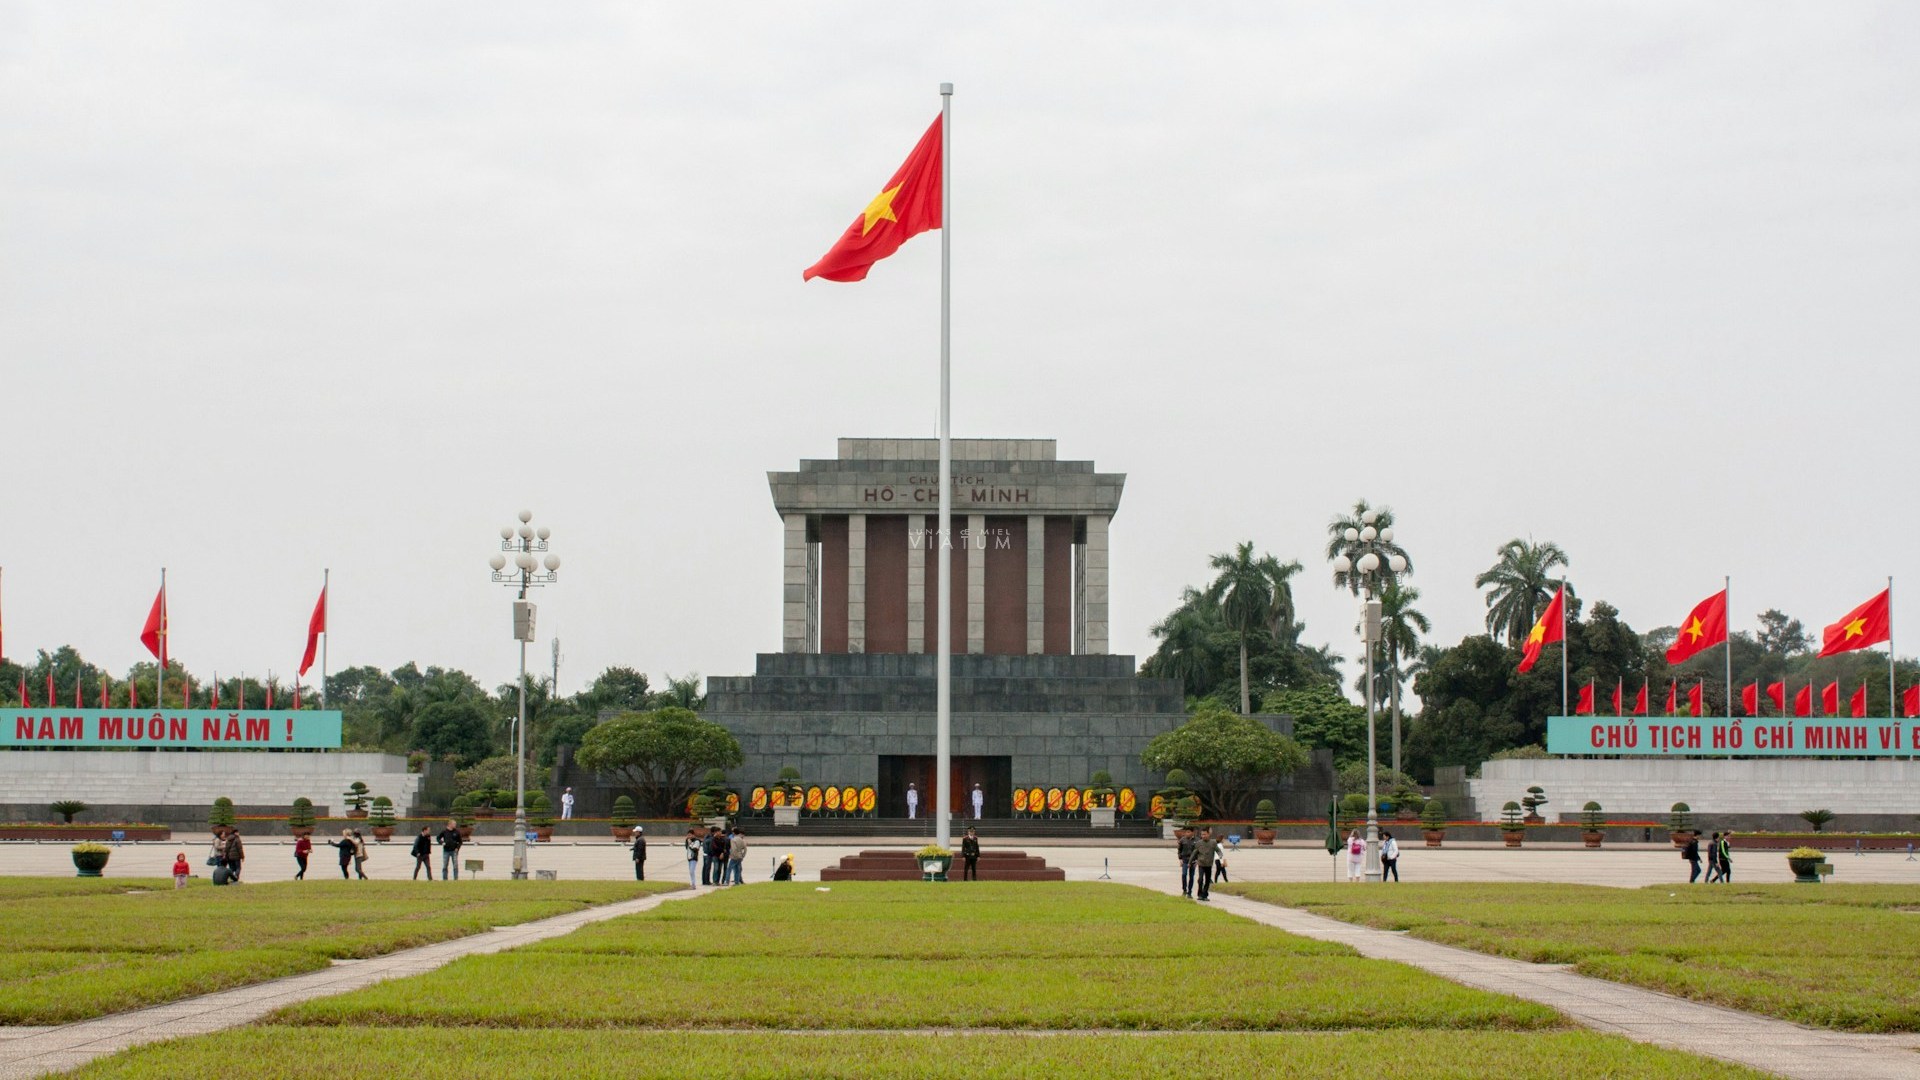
[1332,510,1406,885]
[489,511,559,881]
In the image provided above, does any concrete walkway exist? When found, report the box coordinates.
[1201,889,1920,1080]
[0,887,701,1079]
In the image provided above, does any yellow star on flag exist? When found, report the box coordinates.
[860,184,902,235]
[1527,624,1545,645]
[1683,617,1705,642]
[1843,617,1868,639]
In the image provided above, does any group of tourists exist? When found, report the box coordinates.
[1682,831,1735,883]
[287,820,468,881]
[1343,829,1402,881]
[182,826,246,885]
[686,824,751,886]
[1175,825,1228,901]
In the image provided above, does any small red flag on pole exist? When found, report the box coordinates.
[1850,684,1868,719]
[1632,680,1649,716]
[1663,680,1678,716]
[45,673,54,708]
[1820,681,1840,716]
[1686,682,1704,718]
[1611,678,1623,716]
[1766,681,1786,714]
[1574,680,1595,715]
[1741,682,1759,717]
[1905,684,1920,719]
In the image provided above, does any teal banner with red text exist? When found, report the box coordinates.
[3,709,342,748]
[1547,715,1912,756]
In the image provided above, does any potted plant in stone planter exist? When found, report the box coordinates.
[71,841,111,878]
[287,797,316,839]
[915,843,953,882]
[209,796,236,833]
[451,794,476,840]
[369,796,396,841]
[1668,802,1696,847]
[1421,800,1448,847]
[1500,801,1527,847]
[1391,788,1424,822]
[695,769,732,830]
[1787,845,1827,883]
[610,795,637,841]
[1252,799,1278,845]
[1088,771,1118,828]
[343,782,371,819]
[527,792,555,840]
[472,786,498,819]
[1156,770,1196,839]
[773,766,803,827]
[1521,785,1549,825]
[1580,801,1605,848]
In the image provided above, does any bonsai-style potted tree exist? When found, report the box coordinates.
[473,786,499,819]
[209,796,236,834]
[287,797,316,839]
[368,796,396,841]
[1156,769,1196,839]
[695,769,732,829]
[1668,802,1696,847]
[1500,801,1527,847]
[343,782,371,819]
[1421,799,1448,847]
[1391,787,1424,822]
[451,794,477,840]
[915,843,953,882]
[1252,799,1278,845]
[610,795,637,841]
[71,841,111,878]
[527,792,554,840]
[50,800,88,825]
[1580,801,1606,848]
[1787,845,1828,883]
[1799,808,1835,832]
[773,766,802,827]
[1088,770,1117,828]
[1521,785,1549,825]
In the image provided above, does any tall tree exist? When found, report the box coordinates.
[1326,499,1413,596]
[1139,706,1308,818]
[1474,538,1573,646]
[574,706,741,815]
[1203,542,1302,716]
[1379,582,1429,777]
[1756,609,1811,658]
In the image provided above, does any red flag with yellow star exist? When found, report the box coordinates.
[1664,589,1727,664]
[1817,589,1891,657]
[1515,585,1565,673]
[803,116,942,283]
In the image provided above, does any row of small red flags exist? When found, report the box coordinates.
[1574,678,1920,719]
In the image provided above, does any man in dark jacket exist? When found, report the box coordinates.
[410,826,434,880]
[1683,833,1702,883]
[631,826,647,881]
[960,828,981,881]
[437,819,464,881]
[221,828,245,883]
[1176,828,1197,897]
[1193,827,1217,901]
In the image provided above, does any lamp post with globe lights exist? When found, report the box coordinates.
[489,510,559,881]
[1331,510,1407,883]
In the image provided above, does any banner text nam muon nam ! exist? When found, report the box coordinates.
[2,710,344,749]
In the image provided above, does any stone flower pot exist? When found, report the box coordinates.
[1582,831,1604,849]
[1252,827,1276,846]
[71,847,110,877]
[372,826,395,842]
[1501,829,1525,848]
[1788,854,1825,883]
[1423,829,1445,848]
[610,826,634,842]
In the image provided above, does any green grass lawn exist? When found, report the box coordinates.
[280,882,1560,1031]
[1220,881,1920,1032]
[62,1028,1772,1079]
[0,878,678,1024]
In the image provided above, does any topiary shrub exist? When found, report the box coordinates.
[209,797,236,829]
[611,795,637,828]
[368,796,395,828]
[1500,801,1525,830]
[1581,801,1605,830]
[342,782,370,815]
[288,797,316,832]
[1669,802,1694,833]
[1253,799,1277,826]
[1421,800,1447,829]
[527,791,554,828]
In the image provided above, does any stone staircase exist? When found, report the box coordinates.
[820,849,1065,881]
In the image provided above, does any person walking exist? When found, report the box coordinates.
[350,829,369,879]
[221,828,245,883]
[1193,827,1217,901]
[970,784,984,820]
[1683,833,1702,883]
[727,828,748,886]
[961,828,980,881]
[1717,831,1734,883]
[684,828,702,887]
[328,829,356,880]
[172,851,191,889]
[1212,834,1229,884]
[560,787,575,821]
[906,783,919,820]
[1380,831,1400,882]
[630,826,647,881]
[410,826,434,880]
[437,819,464,880]
[1176,827,1197,897]
[1346,830,1366,882]
[1703,832,1723,883]
[293,833,311,881]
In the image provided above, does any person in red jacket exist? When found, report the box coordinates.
[171,852,190,889]
[293,834,312,880]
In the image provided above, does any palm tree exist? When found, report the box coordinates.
[660,673,705,711]
[1379,582,1430,779]
[1326,499,1413,596]
[1146,588,1225,699]
[1203,542,1304,715]
[1475,538,1573,646]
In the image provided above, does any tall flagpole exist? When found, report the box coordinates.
[1724,575,1733,718]
[1559,584,1568,717]
[935,81,953,851]
[1888,575,1895,719]
[321,568,331,709]
[157,567,167,708]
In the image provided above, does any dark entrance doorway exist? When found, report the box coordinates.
[879,755,1011,819]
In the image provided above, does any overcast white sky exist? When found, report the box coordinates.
[2,4,1915,697]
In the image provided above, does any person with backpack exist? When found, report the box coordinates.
[220,828,245,883]
[1346,830,1366,882]
[410,826,434,880]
